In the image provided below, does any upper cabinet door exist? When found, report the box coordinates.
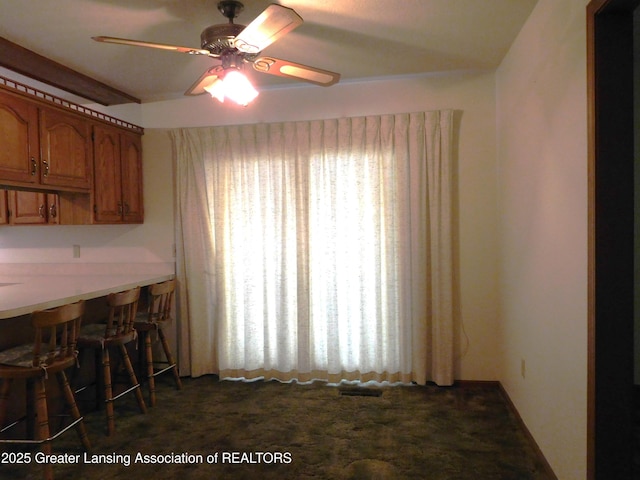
[0,91,39,184]
[120,132,143,223]
[93,124,123,223]
[39,107,92,190]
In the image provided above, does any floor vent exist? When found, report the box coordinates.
[339,387,383,397]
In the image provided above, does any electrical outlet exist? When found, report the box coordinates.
[521,358,526,379]
[73,245,81,258]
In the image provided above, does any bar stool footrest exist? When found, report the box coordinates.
[149,363,177,378]
[108,383,142,403]
[0,415,84,445]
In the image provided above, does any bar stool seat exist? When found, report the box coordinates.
[134,278,182,407]
[76,323,120,342]
[0,343,36,366]
[0,300,91,480]
[76,287,147,436]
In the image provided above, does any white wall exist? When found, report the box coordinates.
[496,0,588,478]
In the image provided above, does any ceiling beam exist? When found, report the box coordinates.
[0,36,140,105]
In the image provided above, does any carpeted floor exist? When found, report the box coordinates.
[3,375,553,479]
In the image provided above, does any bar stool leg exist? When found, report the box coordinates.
[158,328,182,390]
[57,370,91,451]
[102,347,116,436]
[144,331,156,407]
[34,377,50,446]
[34,377,54,480]
[119,344,147,414]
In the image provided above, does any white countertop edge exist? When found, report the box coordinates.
[0,262,175,276]
[0,272,174,320]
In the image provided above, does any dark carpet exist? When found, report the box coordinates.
[3,375,553,479]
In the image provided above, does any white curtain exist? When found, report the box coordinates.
[171,110,454,386]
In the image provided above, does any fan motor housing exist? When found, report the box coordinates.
[201,23,245,56]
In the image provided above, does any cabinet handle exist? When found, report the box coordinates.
[38,204,46,218]
[42,159,49,177]
[49,203,57,218]
[30,157,37,176]
[117,202,123,215]
[124,202,130,214]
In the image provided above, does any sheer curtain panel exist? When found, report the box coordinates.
[171,110,454,386]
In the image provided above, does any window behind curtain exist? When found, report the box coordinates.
[172,111,454,385]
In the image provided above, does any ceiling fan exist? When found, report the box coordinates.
[93,1,340,105]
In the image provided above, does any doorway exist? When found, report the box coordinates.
[587,0,638,478]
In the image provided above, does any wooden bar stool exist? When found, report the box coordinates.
[76,287,147,436]
[134,278,182,407]
[0,300,91,480]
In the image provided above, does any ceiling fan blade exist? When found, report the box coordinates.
[252,57,340,86]
[234,4,303,54]
[93,36,211,56]
[184,68,220,96]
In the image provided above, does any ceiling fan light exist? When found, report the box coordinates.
[203,78,226,103]
[222,70,259,106]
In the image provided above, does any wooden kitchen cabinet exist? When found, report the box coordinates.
[39,107,92,191]
[93,124,143,224]
[0,188,90,226]
[7,190,59,225]
[0,82,144,226]
[0,90,39,185]
[0,89,92,192]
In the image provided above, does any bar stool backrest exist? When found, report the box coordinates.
[146,279,175,324]
[32,300,84,369]
[104,287,140,338]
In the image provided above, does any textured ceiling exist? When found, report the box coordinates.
[0,0,538,103]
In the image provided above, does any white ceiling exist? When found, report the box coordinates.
[0,0,538,103]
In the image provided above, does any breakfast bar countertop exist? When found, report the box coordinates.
[0,272,174,320]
